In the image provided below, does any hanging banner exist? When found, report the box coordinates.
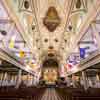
[19,50,25,58]
[9,36,16,48]
[79,48,86,58]
[68,53,80,65]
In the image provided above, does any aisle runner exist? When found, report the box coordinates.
[41,88,62,100]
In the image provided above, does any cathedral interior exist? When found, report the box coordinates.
[0,0,100,100]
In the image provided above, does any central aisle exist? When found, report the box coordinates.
[41,88,63,100]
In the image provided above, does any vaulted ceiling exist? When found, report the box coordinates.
[0,0,100,79]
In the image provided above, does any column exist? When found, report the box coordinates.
[82,71,88,90]
[15,69,22,88]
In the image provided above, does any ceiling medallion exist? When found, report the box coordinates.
[43,6,60,32]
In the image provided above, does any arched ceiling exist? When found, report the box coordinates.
[0,0,100,79]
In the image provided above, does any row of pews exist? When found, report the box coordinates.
[0,86,100,100]
[56,87,100,100]
[0,86,45,100]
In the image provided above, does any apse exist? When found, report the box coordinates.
[42,58,59,68]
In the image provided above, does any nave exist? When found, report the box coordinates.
[0,0,100,100]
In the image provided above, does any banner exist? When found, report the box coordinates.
[79,48,85,58]
[9,36,16,48]
[19,50,25,58]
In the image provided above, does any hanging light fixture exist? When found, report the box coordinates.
[76,0,81,9]
[43,6,60,32]
[24,0,30,9]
